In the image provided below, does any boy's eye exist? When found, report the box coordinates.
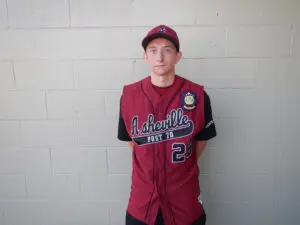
[164,47,174,53]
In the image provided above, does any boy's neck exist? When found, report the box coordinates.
[151,73,176,88]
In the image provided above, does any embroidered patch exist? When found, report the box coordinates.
[182,92,197,111]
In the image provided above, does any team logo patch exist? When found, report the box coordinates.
[182,92,197,111]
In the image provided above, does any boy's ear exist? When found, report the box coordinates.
[176,51,182,64]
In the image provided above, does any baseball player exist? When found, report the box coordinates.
[118,25,217,225]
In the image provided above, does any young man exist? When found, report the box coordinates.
[118,25,217,225]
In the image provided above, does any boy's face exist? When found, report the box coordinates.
[144,38,182,77]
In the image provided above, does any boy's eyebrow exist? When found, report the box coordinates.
[163,45,175,49]
[148,45,175,49]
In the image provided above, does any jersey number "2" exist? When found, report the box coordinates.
[172,142,192,163]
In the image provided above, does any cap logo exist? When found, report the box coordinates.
[159,26,166,33]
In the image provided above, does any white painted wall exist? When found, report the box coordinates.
[0,0,299,225]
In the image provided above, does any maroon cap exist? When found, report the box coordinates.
[142,25,180,51]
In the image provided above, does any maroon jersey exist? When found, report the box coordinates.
[119,75,210,225]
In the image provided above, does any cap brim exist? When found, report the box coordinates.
[142,33,179,51]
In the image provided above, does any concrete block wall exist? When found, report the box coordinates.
[0,0,299,225]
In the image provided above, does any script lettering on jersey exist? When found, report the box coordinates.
[131,108,194,145]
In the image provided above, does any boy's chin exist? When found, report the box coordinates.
[152,69,170,76]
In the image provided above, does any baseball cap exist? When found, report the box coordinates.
[142,25,180,52]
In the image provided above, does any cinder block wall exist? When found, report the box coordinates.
[0,0,299,225]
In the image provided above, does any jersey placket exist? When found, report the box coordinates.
[142,79,165,225]
[141,76,185,225]
[153,84,184,225]
[150,94,173,225]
